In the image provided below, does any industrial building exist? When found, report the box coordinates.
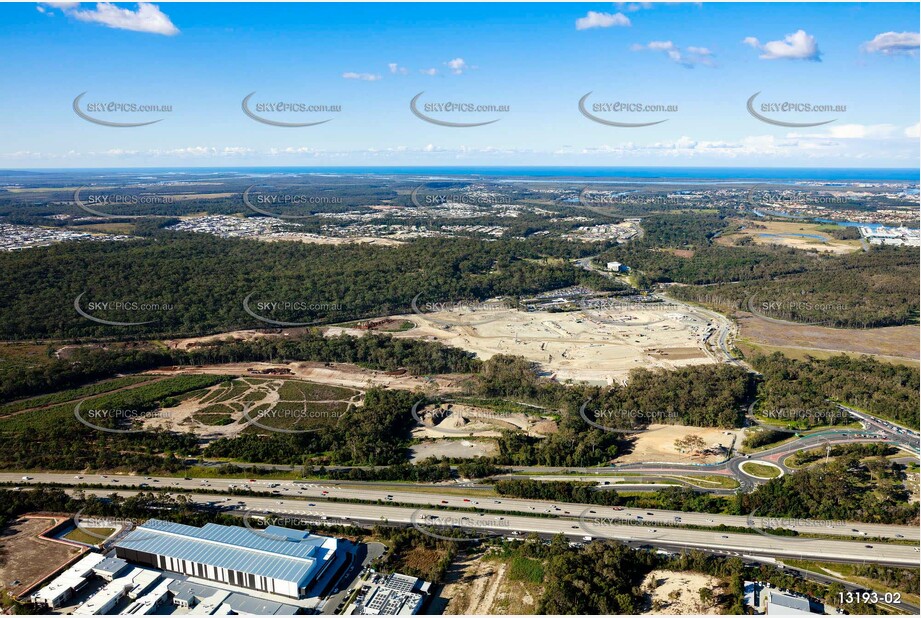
[31,552,106,609]
[113,519,339,599]
[351,573,430,615]
[744,582,821,615]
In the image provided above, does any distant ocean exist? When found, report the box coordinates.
[44,166,920,183]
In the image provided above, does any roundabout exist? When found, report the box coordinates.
[739,460,784,479]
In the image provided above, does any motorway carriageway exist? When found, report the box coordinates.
[5,473,918,543]
[57,487,921,568]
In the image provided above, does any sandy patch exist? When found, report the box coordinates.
[409,403,554,461]
[163,328,308,351]
[390,303,723,384]
[413,403,557,439]
[146,361,464,393]
[443,553,509,615]
[617,424,741,465]
[642,569,724,615]
[409,439,499,462]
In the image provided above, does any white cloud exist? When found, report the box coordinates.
[445,58,471,74]
[862,32,920,56]
[342,72,382,81]
[744,29,821,61]
[615,3,653,12]
[575,11,631,30]
[388,63,409,75]
[45,2,179,36]
[39,2,80,9]
[632,40,714,67]
[5,135,917,165]
[561,135,804,158]
[420,68,438,76]
[787,124,898,140]
[906,122,920,138]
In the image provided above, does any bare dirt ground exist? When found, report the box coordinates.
[442,553,510,615]
[143,376,361,440]
[617,424,742,465]
[737,313,920,362]
[904,470,920,504]
[409,439,498,462]
[0,517,83,600]
[413,403,558,439]
[163,328,309,351]
[147,361,464,392]
[409,403,557,461]
[641,570,725,615]
[491,576,541,615]
[389,305,720,384]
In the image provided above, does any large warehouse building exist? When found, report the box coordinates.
[113,519,339,599]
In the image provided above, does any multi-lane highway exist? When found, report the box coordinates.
[842,404,920,454]
[5,473,917,543]
[50,486,921,567]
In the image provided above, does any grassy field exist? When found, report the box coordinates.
[738,338,920,368]
[717,219,862,254]
[63,526,115,545]
[752,412,862,432]
[0,374,226,432]
[0,375,154,418]
[507,470,740,490]
[739,461,782,479]
[508,555,545,584]
[244,401,351,433]
[668,474,740,490]
[0,343,55,373]
[273,379,358,401]
[68,222,135,234]
[783,559,920,608]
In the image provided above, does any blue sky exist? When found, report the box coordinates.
[1,2,918,168]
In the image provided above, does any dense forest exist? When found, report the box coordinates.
[0,234,611,340]
[751,353,920,429]
[538,540,655,614]
[667,246,919,328]
[594,212,918,328]
[741,455,918,525]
